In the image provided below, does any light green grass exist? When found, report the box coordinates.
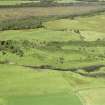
[43,13,105,33]
[80,31,105,41]
[1,28,105,68]
[0,1,25,5]
[0,64,71,96]
[78,88,105,105]
[0,64,82,105]
[57,0,78,3]
[0,1,39,5]
[1,12,105,105]
[1,64,105,105]
[0,93,82,105]
[43,13,105,42]
[0,28,81,42]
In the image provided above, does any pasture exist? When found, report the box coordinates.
[0,1,105,105]
[0,64,82,105]
[0,1,36,5]
[43,13,105,33]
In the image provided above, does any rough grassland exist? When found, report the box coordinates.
[0,6,104,21]
[1,7,105,105]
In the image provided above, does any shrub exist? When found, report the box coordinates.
[0,17,43,31]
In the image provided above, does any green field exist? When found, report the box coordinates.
[1,1,105,105]
[0,64,83,105]
[0,1,30,5]
[0,0,92,5]
[44,13,105,32]
[1,64,105,105]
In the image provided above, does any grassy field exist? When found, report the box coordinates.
[43,13,105,32]
[0,1,37,5]
[0,0,98,5]
[1,64,105,105]
[1,1,105,105]
[0,64,82,105]
[1,28,105,104]
[57,0,79,3]
[0,0,73,5]
[78,88,105,105]
[0,28,105,68]
[0,28,81,41]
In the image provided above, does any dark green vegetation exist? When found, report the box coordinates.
[1,1,105,105]
[0,6,105,30]
[0,0,105,30]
